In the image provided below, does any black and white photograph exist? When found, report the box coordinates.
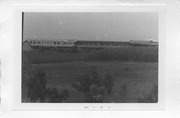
[22,12,158,103]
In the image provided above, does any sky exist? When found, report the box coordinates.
[23,12,158,41]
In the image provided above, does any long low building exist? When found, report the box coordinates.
[26,39,76,47]
[75,40,131,49]
[130,40,158,46]
[23,39,158,51]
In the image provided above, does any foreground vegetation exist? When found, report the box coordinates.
[22,61,158,103]
[22,46,158,103]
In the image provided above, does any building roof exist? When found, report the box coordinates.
[23,40,34,51]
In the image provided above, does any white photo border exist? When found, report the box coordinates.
[5,4,166,111]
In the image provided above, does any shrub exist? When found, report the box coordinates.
[72,67,115,102]
[88,84,106,102]
[72,67,101,92]
[27,70,47,102]
[138,85,158,103]
[22,53,33,102]
[102,73,115,94]
[26,70,69,102]
[46,88,69,103]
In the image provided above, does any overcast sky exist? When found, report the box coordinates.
[23,12,158,41]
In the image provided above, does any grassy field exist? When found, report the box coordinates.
[23,46,158,102]
[24,46,158,64]
[31,61,158,103]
